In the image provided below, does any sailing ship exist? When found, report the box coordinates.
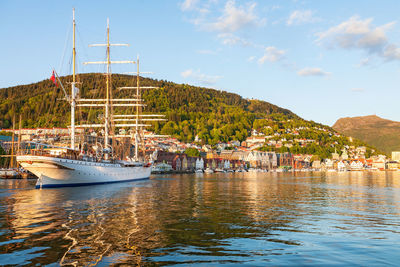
[17,9,164,188]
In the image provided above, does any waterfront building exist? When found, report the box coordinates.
[195,158,204,170]
[155,151,181,171]
[220,150,234,160]
[223,160,231,170]
[392,151,400,161]
[324,159,334,169]
[371,156,386,170]
[337,161,347,171]
[175,157,182,171]
[182,156,188,171]
[278,153,293,168]
[269,152,278,168]
[387,161,400,170]
[312,160,321,169]
[350,161,363,171]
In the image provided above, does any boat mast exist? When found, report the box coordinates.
[105,18,111,157]
[10,115,15,168]
[18,114,21,156]
[71,8,76,150]
[134,55,140,161]
[137,56,146,160]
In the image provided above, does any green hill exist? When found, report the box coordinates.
[333,115,400,154]
[0,73,381,159]
[0,73,296,142]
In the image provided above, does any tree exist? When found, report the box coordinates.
[184,147,200,157]
[161,121,178,136]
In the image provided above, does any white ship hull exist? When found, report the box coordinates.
[17,155,151,188]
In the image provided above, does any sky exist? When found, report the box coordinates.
[1,0,400,126]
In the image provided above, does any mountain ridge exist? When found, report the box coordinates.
[333,115,400,154]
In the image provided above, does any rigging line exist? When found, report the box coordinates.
[47,83,61,123]
[129,72,137,119]
[58,23,72,76]
[68,52,73,79]
[76,27,90,69]
[87,74,102,129]
[110,71,116,142]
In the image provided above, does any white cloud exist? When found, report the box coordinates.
[217,33,252,46]
[248,56,256,62]
[287,10,316,25]
[192,0,265,33]
[297,67,331,77]
[317,15,400,61]
[181,0,200,11]
[181,69,222,85]
[181,69,194,78]
[358,57,370,67]
[209,1,265,32]
[383,44,400,60]
[258,46,286,64]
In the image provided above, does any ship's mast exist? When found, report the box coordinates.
[120,61,167,161]
[10,116,15,168]
[105,18,111,156]
[134,55,140,161]
[81,19,166,162]
[71,8,76,150]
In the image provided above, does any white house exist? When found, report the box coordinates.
[350,161,363,170]
[324,159,334,169]
[195,158,204,170]
[223,160,231,170]
[337,161,347,171]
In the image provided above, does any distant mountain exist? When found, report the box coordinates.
[333,115,400,154]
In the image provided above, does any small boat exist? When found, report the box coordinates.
[0,169,18,178]
[195,169,203,173]
[204,168,214,174]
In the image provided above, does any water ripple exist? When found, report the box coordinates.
[0,172,400,265]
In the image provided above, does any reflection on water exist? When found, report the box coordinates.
[0,171,400,265]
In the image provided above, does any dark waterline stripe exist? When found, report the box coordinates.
[35,177,150,189]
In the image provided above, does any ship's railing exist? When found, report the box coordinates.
[15,141,144,164]
[18,148,117,163]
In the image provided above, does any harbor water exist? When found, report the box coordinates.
[1,171,400,265]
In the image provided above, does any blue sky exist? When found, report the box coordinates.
[1,0,400,126]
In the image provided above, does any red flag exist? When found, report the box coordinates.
[50,71,58,87]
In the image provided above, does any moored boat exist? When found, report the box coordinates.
[17,10,162,188]
[204,168,214,174]
[0,169,18,178]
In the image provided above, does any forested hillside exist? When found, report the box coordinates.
[0,73,296,144]
[0,74,381,158]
